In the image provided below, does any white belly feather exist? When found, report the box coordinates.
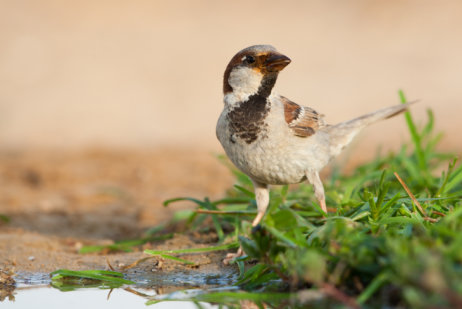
[217,97,331,185]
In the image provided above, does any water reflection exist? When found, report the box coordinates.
[1,271,315,308]
[1,286,220,309]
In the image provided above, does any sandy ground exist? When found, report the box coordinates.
[0,148,234,274]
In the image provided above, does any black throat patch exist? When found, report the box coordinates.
[226,73,278,144]
[227,94,270,144]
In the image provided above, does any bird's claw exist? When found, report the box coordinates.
[223,248,243,265]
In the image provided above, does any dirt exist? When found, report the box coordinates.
[0,148,235,275]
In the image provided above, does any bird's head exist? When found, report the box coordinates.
[223,45,291,101]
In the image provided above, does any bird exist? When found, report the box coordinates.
[216,45,414,263]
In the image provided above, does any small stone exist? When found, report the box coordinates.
[28,256,35,261]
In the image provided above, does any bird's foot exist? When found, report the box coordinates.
[223,247,243,265]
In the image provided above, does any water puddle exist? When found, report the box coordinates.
[2,271,236,308]
[1,267,335,308]
[1,270,293,308]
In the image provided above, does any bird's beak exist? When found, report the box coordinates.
[265,53,291,72]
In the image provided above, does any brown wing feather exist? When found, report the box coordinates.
[282,96,325,137]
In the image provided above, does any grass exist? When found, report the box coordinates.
[145,242,239,265]
[55,91,461,308]
[50,269,134,291]
[157,91,462,308]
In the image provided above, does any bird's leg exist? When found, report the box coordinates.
[251,181,270,227]
[223,181,269,265]
[306,170,327,214]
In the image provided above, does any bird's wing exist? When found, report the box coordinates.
[281,96,325,137]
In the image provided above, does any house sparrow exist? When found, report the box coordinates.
[216,45,414,263]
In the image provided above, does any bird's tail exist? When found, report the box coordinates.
[324,101,416,157]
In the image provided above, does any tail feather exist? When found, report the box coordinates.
[324,101,416,156]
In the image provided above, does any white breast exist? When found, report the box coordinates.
[217,95,332,185]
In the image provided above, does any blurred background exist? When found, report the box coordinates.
[1,0,462,273]
[1,0,461,153]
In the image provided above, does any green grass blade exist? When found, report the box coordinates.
[357,272,389,304]
[144,242,239,255]
[211,214,225,242]
[399,90,427,174]
[234,185,255,198]
[443,163,462,194]
[50,269,134,285]
[163,197,207,207]
[154,253,196,265]
[263,225,299,248]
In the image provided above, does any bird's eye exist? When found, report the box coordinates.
[245,56,256,64]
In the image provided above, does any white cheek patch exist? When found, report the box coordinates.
[227,67,263,104]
